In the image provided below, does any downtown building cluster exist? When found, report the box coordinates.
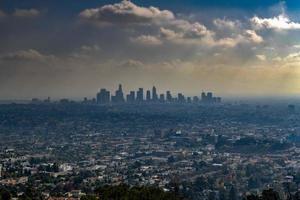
[96,84,222,104]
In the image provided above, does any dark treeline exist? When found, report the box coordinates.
[1,185,300,200]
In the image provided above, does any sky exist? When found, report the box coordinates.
[1,0,300,99]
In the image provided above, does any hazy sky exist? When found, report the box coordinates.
[1,0,300,99]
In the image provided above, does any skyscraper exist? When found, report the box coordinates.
[97,88,110,104]
[207,92,213,103]
[152,86,158,102]
[126,91,135,103]
[166,91,172,102]
[159,94,165,103]
[193,96,199,103]
[112,84,125,103]
[201,92,207,103]
[146,90,151,102]
[178,93,185,103]
[136,88,144,102]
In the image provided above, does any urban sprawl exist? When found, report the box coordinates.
[0,87,300,199]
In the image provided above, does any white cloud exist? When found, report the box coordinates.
[215,36,243,48]
[118,59,145,69]
[251,14,300,30]
[256,54,266,61]
[293,45,300,49]
[79,0,174,25]
[284,52,300,62]
[1,49,55,62]
[132,35,162,46]
[160,27,180,40]
[244,30,263,43]
[181,22,213,39]
[213,18,239,30]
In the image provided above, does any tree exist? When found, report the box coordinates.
[0,188,11,200]
[262,189,280,200]
[229,186,237,200]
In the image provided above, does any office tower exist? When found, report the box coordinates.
[112,84,125,103]
[116,84,125,103]
[166,91,172,102]
[213,97,217,103]
[159,94,165,103]
[152,86,158,102]
[97,88,110,104]
[201,92,207,103]
[193,96,199,103]
[187,97,192,103]
[136,88,144,102]
[126,94,131,103]
[146,90,151,102]
[126,91,135,103]
[207,92,213,103]
[178,93,185,103]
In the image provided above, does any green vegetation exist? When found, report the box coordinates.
[82,184,182,200]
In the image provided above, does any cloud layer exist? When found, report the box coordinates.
[1,1,300,99]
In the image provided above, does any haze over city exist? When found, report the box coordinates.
[2,1,300,200]
[1,0,300,99]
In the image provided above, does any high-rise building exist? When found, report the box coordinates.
[207,92,213,103]
[201,92,207,103]
[136,88,144,102]
[187,97,192,103]
[126,91,135,103]
[95,85,221,105]
[178,93,185,103]
[152,86,158,102]
[112,84,125,103]
[146,90,151,102]
[193,96,199,103]
[97,88,110,104]
[159,94,165,103]
[166,91,172,102]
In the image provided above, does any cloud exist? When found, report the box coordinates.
[80,45,101,52]
[1,49,55,62]
[118,59,145,69]
[251,14,300,30]
[256,54,266,61]
[79,1,219,48]
[213,18,239,30]
[215,36,243,48]
[132,35,162,46]
[181,22,213,39]
[244,30,263,43]
[78,1,265,49]
[160,27,179,40]
[13,8,40,18]
[293,45,300,49]
[79,0,174,25]
[284,52,300,62]
[0,10,6,18]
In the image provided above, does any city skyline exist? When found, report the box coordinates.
[96,84,222,104]
[1,0,300,99]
